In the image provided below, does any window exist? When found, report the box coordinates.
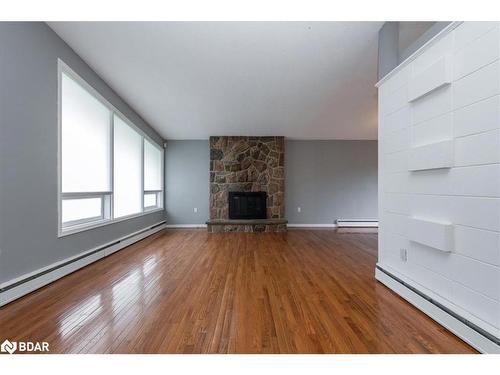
[143,138,163,210]
[113,115,143,218]
[59,60,163,236]
[144,193,158,209]
[62,198,103,226]
[60,71,112,230]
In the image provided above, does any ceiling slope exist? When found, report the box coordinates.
[49,22,382,140]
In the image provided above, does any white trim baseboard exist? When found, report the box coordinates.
[287,224,337,228]
[168,224,346,229]
[165,224,207,228]
[375,267,500,354]
[166,223,379,229]
[0,221,167,307]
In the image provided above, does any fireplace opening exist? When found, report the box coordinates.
[228,191,267,220]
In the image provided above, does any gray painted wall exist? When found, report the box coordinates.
[285,140,378,224]
[0,22,165,284]
[378,22,400,81]
[399,22,451,61]
[165,140,209,224]
[377,21,452,80]
[164,140,378,225]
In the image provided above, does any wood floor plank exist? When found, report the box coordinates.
[0,229,476,353]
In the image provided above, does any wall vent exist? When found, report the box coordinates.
[336,219,378,228]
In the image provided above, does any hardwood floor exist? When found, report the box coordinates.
[0,229,476,353]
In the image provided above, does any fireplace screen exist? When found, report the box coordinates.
[228,191,267,220]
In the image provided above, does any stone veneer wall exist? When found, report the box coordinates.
[209,136,285,232]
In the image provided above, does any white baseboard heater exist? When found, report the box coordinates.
[0,221,167,307]
[336,219,378,228]
[376,265,500,353]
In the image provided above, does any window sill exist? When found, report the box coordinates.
[58,207,164,238]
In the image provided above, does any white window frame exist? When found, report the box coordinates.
[144,191,162,211]
[61,193,112,229]
[58,59,164,237]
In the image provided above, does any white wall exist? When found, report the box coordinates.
[377,22,500,344]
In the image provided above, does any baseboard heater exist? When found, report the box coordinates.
[336,219,378,228]
[0,221,166,306]
[376,265,500,353]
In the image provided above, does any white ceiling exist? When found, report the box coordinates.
[48,22,383,140]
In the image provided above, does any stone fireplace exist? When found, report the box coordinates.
[207,136,287,232]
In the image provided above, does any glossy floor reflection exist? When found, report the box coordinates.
[0,229,476,353]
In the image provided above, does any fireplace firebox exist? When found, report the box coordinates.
[228,191,267,220]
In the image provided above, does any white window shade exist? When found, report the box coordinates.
[113,115,142,218]
[59,61,165,235]
[61,72,111,193]
[144,139,162,191]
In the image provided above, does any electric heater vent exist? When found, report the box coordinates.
[336,219,378,228]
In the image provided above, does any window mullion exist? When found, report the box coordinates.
[161,145,164,209]
[141,138,145,212]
